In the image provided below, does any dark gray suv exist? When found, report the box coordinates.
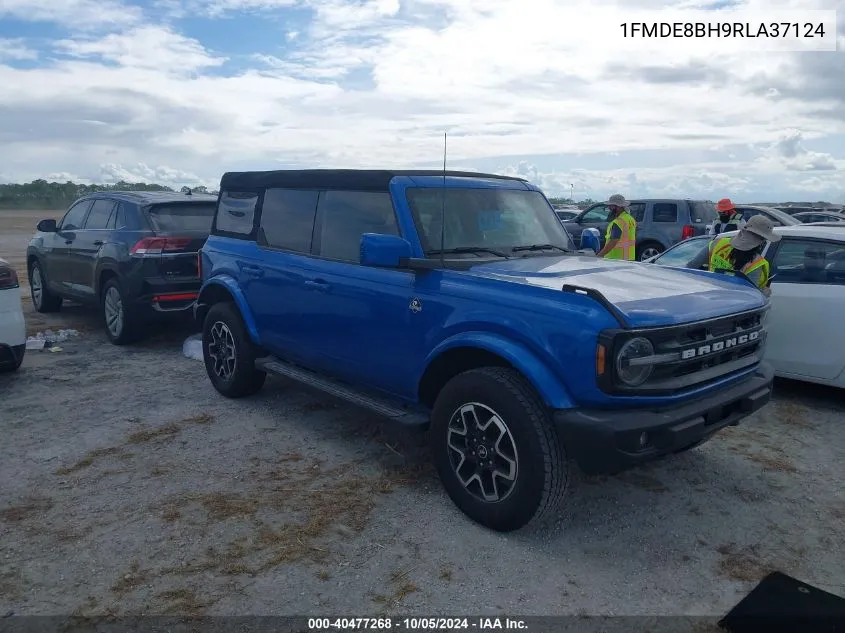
[561,199,717,261]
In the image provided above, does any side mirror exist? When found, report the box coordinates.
[580,228,601,253]
[360,233,412,268]
[37,218,57,232]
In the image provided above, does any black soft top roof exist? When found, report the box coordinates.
[219,169,527,192]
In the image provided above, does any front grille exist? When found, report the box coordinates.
[600,306,768,395]
[647,309,765,387]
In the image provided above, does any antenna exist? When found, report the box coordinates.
[439,131,447,265]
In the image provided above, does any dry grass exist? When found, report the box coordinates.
[439,566,453,581]
[777,402,815,429]
[111,561,152,596]
[55,447,123,476]
[127,423,181,444]
[747,453,798,473]
[182,412,215,425]
[0,495,54,523]
[148,459,418,581]
[155,588,210,615]
[716,544,772,582]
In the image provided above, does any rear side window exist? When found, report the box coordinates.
[149,203,216,232]
[652,203,678,223]
[629,203,646,222]
[110,203,127,229]
[316,191,400,262]
[259,189,319,253]
[215,193,257,236]
[689,201,717,224]
[84,199,116,230]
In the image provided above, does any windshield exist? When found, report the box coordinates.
[406,187,573,256]
[655,237,710,268]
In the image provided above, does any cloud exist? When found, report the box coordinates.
[0,0,843,202]
[0,38,37,61]
[0,0,142,28]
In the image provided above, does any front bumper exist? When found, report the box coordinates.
[553,362,774,476]
[0,343,25,370]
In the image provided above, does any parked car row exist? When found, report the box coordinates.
[559,199,807,262]
[5,171,836,534]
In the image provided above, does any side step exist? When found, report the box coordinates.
[255,356,430,429]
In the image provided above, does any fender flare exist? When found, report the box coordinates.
[197,276,260,344]
[423,332,575,410]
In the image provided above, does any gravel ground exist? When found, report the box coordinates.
[1,289,844,619]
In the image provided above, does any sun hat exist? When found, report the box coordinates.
[604,193,630,208]
[730,215,782,250]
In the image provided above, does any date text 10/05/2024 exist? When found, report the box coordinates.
[619,21,826,38]
[308,617,529,631]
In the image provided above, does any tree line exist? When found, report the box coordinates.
[0,179,215,210]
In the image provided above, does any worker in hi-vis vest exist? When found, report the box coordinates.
[708,214,781,297]
[597,193,637,260]
[707,198,746,236]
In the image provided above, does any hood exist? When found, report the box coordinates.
[463,255,766,328]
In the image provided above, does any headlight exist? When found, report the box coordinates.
[615,337,655,386]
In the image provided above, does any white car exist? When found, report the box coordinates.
[0,256,26,372]
[645,224,845,388]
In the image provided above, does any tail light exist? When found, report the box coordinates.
[681,225,695,240]
[130,237,192,256]
[0,263,19,290]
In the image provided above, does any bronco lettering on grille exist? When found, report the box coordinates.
[680,330,760,360]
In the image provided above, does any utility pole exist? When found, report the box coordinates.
[570,184,574,202]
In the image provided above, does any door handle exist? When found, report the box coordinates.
[304,279,331,292]
[241,264,265,278]
[93,240,104,246]
[65,240,72,245]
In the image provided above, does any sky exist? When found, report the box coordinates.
[0,0,843,202]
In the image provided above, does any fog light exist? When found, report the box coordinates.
[638,432,649,449]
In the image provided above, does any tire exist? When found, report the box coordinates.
[28,261,62,313]
[0,350,24,373]
[202,302,266,398]
[637,242,664,261]
[101,278,144,345]
[430,367,572,532]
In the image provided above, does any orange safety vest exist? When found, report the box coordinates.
[708,237,769,289]
[603,211,636,260]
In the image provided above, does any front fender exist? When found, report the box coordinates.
[198,275,260,344]
[424,332,575,410]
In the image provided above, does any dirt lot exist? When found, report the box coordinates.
[1,209,843,619]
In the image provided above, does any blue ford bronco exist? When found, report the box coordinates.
[195,169,774,532]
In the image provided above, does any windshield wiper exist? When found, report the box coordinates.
[511,244,571,253]
[427,247,511,258]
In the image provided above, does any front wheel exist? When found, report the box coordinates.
[29,261,62,313]
[430,367,572,532]
[202,302,266,398]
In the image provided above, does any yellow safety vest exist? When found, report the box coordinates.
[708,237,769,289]
[604,211,636,260]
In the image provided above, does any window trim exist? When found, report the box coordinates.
[311,189,403,264]
[767,236,845,286]
[212,189,262,240]
[255,187,321,255]
[58,199,93,231]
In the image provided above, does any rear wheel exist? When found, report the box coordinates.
[202,302,266,398]
[430,367,572,532]
[29,261,62,313]
[101,278,144,345]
